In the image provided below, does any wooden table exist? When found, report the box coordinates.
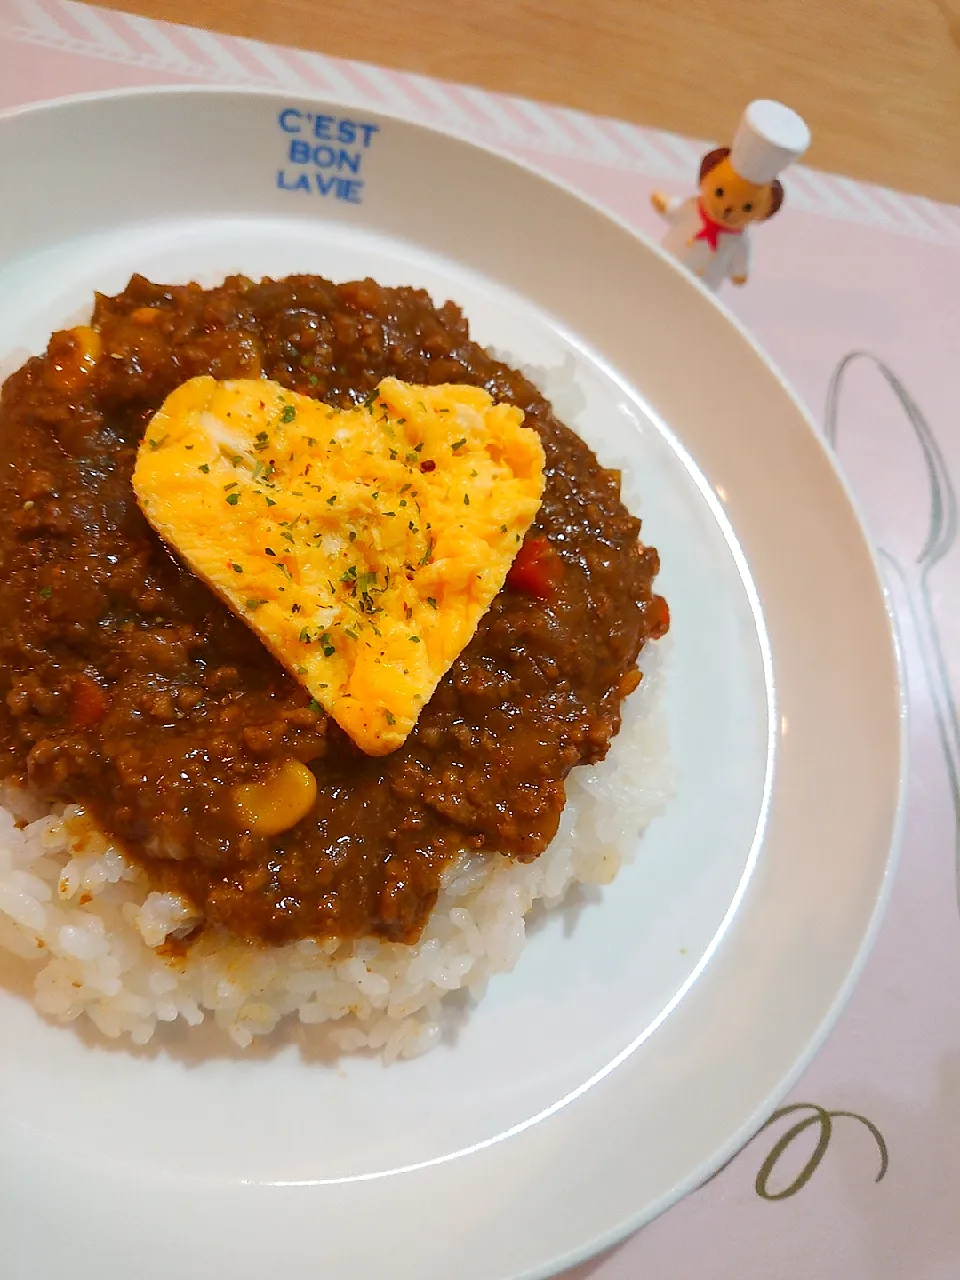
[93,0,960,204]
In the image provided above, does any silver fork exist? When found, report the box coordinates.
[825,351,959,902]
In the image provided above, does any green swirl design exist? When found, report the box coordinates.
[752,1103,888,1199]
[706,1102,889,1200]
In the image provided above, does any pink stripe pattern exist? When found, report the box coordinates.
[1,0,958,246]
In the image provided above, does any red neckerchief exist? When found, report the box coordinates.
[693,199,742,252]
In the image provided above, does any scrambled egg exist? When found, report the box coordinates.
[133,376,545,754]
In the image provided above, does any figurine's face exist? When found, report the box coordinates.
[699,157,776,229]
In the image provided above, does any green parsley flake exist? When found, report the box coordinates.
[198,463,210,474]
[281,405,296,423]
[38,585,52,599]
[148,435,168,451]
[245,599,267,610]
[384,709,397,726]
[226,493,240,505]
[451,438,467,452]
[231,563,243,573]
[427,597,437,609]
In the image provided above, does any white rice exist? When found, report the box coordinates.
[0,655,669,1061]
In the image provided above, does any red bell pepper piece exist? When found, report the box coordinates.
[506,536,561,600]
[69,674,107,729]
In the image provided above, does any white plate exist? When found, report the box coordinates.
[0,88,903,1280]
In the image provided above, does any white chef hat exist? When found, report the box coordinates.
[730,100,811,185]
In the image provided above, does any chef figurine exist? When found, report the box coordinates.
[651,99,810,290]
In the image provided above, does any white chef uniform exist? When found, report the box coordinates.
[655,99,811,291]
[659,199,750,291]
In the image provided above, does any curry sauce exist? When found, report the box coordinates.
[0,275,668,946]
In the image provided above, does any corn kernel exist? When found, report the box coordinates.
[71,325,101,366]
[45,325,101,393]
[233,759,317,836]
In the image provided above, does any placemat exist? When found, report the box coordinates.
[2,3,959,1275]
